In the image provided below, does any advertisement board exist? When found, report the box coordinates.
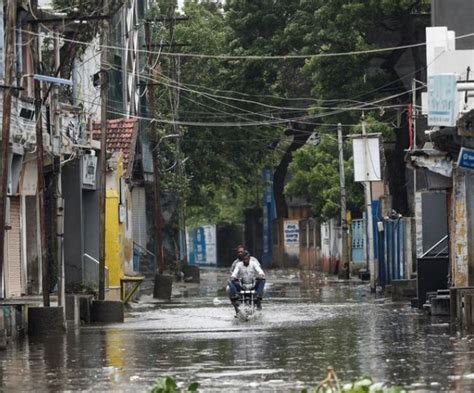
[428,73,458,127]
[284,220,299,256]
[352,136,381,182]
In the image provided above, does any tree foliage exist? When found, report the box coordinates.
[52,0,431,223]
[149,0,432,223]
[286,137,364,220]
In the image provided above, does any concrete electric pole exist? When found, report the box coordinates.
[362,120,376,292]
[31,0,49,306]
[98,1,110,301]
[144,22,165,275]
[338,123,349,279]
[0,0,17,298]
[53,32,65,313]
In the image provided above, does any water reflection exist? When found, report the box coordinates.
[0,269,473,392]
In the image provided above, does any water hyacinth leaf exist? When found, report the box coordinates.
[151,377,179,393]
[187,382,199,391]
[354,377,373,387]
[165,377,178,390]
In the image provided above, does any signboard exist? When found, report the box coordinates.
[428,74,458,127]
[82,154,97,189]
[187,225,217,266]
[352,135,381,182]
[284,220,299,256]
[457,147,474,170]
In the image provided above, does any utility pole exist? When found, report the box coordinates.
[145,22,165,274]
[173,57,186,263]
[411,78,416,150]
[168,3,187,263]
[53,32,65,312]
[0,0,17,298]
[31,0,49,306]
[338,123,349,279]
[362,120,376,292]
[98,1,109,300]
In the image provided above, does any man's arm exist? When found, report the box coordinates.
[252,260,265,277]
[231,263,241,280]
[230,259,238,274]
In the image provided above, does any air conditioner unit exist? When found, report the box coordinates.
[24,132,36,150]
[23,132,51,150]
[11,128,23,143]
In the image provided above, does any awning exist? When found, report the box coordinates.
[407,149,453,178]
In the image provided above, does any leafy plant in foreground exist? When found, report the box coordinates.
[301,368,406,393]
[151,377,199,393]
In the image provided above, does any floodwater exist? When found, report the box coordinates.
[1,269,473,392]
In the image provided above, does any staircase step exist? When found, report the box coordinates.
[431,296,450,316]
[422,303,432,315]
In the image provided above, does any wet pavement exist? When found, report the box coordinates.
[1,268,474,392]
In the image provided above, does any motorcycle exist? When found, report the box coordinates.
[236,279,260,321]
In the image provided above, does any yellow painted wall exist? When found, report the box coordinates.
[106,189,122,288]
[105,152,135,295]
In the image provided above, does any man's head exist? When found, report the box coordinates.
[236,244,246,260]
[242,251,251,266]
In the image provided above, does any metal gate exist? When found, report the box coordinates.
[379,219,406,287]
[352,219,365,264]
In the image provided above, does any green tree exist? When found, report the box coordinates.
[154,0,288,225]
[283,0,430,218]
[286,137,364,220]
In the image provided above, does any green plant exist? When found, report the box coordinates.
[151,377,199,393]
[301,370,406,393]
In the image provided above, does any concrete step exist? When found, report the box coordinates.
[359,270,370,281]
[422,303,432,315]
[431,296,450,316]
[391,279,417,301]
[437,289,450,296]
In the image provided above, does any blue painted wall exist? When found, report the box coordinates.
[262,168,276,268]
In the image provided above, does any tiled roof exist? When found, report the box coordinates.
[92,118,138,176]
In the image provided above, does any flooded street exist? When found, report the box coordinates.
[1,269,474,392]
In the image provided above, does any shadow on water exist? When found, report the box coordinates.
[0,269,473,392]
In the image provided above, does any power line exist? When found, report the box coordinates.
[19,28,474,60]
[116,64,419,123]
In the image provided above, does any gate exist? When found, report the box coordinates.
[351,219,365,264]
[379,219,406,287]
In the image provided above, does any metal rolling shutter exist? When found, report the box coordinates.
[132,187,147,249]
[6,197,22,297]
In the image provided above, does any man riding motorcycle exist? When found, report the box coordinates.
[229,245,261,274]
[228,251,265,314]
